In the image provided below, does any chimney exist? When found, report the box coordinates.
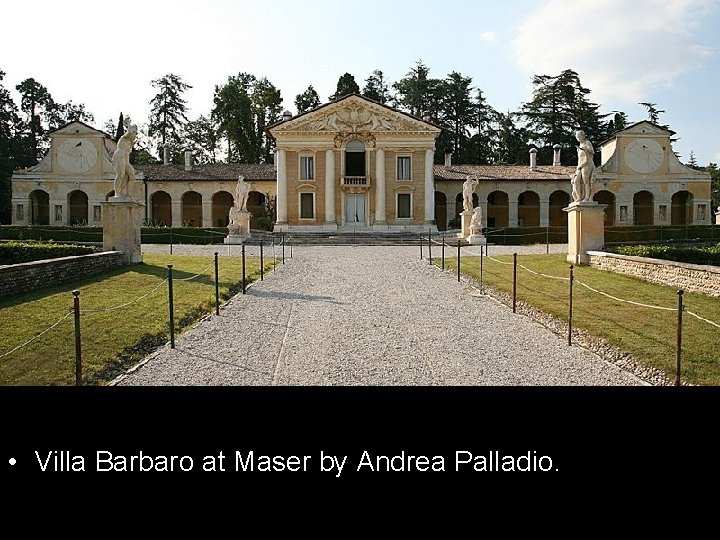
[163,144,171,166]
[282,110,292,122]
[530,148,538,171]
[444,149,453,168]
[553,144,562,167]
[184,148,193,171]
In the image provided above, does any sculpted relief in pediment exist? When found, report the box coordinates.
[294,105,416,133]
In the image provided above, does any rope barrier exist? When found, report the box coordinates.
[686,310,720,329]
[83,279,169,313]
[0,311,73,359]
[574,279,676,311]
[517,263,571,282]
[174,262,216,282]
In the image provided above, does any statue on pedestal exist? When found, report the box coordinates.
[570,130,595,203]
[228,175,254,236]
[112,116,138,199]
[462,177,479,213]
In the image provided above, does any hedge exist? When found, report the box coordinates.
[0,242,97,265]
[614,244,720,266]
[0,226,230,245]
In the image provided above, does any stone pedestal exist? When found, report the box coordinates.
[459,211,474,239]
[468,234,487,246]
[225,211,251,244]
[102,198,145,265]
[564,202,607,265]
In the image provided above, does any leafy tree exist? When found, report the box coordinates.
[392,60,441,118]
[103,118,117,138]
[148,73,192,160]
[45,100,94,130]
[0,70,24,223]
[363,70,391,104]
[329,73,360,101]
[462,89,497,164]
[437,72,475,160]
[252,77,283,162]
[688,151,699,169]
[492,111,529,165]
[184,115,221,164]
[605,111,629,138]
[295,85,321,114]
[212,73,282,163]
[519,69,606,165]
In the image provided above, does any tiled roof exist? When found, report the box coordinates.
[434,164,576,181]
[137,163,276,181]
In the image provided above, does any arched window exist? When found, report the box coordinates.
[671,191,694,225]
[29,190,50,225]
[212,191,234,227]
[487,191,509,228]
[345,140,366,177]
[549,191,570,227]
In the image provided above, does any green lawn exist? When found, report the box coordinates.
[442,254,720,386]
[0,254,275,386]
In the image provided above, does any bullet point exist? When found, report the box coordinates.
[9,458,16,466]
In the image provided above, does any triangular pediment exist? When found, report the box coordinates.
[50,121,110,138]
[269,94,441,135]
[618,121,675,138]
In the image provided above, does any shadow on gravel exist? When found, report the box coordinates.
[247,289,345,304]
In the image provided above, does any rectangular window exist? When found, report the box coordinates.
[300,193,315,219]
[300,156,314,180]
[397,156,411,180]
[397,193,412,219]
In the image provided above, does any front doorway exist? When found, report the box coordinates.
[345,194,367,226]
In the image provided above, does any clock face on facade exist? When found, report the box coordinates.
[624,138,665,174]
[58,138,98,173]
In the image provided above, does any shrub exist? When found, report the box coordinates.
[614,244,720,266]
[0,241,97,265]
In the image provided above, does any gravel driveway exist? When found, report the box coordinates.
[118,245,643,386]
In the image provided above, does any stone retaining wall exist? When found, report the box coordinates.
[0,252,125,297]
[587,251,720,297]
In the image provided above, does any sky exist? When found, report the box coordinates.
[1,0,718,164]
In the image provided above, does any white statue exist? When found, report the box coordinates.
[234,175,253,212]
[470,206,483,235]
[571,130,595,203]
[112,116,138,198]
[462,177,479,213]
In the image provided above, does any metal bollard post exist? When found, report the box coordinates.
[167,265,175,349]
[273,241,276,272]
[73,290,82,386]
[214,252,220,316]
[512,253,518,314]
[568,265,574,346]
[242,243,247,295]
[420,235,423,260]
[170,228,173,256]
[546,227,550,255]
[428,229,432,265]
[290,240,293,259]
[676,290,684,386]
[441,236,445,270]
[457,242,461,283]
[480,246,484,289]
[282,234,285,265]
[260,240,264,281]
